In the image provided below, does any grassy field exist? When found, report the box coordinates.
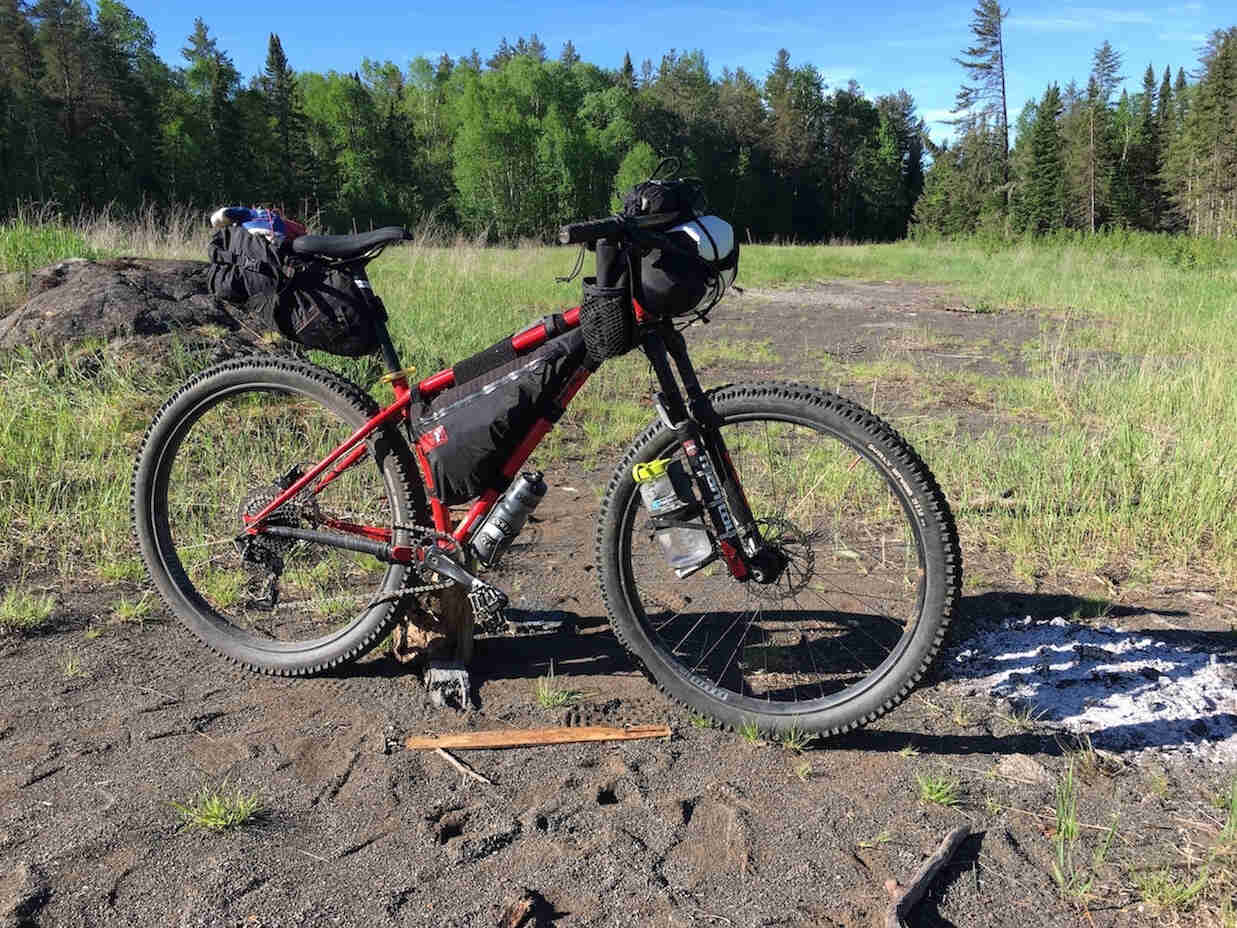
[2,214,1236,596]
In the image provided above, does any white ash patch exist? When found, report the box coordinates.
[950,616,1237,762]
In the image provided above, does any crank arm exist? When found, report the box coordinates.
[422,547,497,595]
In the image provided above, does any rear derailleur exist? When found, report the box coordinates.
[234,465,318,611]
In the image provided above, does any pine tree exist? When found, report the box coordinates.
[952,0,1010,196]
[1174,67,1189,126]
[559,40,580,67]
[1075,41,1122,231]
[1025,83,1065,232]
[487,38,513,70]
[619,51,634,91]
[1132,63,1164,228]
[1156,64,1173,140]
[258,33,310,207]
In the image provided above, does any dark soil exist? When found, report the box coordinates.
[2,281,1233,928]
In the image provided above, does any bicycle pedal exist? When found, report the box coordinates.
[504,606,572,636]
[467,585,509,634]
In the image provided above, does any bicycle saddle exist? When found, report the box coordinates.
[291,226,410,260]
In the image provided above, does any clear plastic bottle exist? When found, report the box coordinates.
[633,458,713,573]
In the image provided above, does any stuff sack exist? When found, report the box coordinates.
[413,331,588,505]
[207,225,284,305]
[207,225,380,357]
[620,177,707,229]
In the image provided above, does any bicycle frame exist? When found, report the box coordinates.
[243,243,767,580]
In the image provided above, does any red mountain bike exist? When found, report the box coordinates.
[132,210,960,737]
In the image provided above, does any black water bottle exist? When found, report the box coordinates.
[471,472,547,567]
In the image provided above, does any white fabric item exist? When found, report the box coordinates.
[669,215,737,290]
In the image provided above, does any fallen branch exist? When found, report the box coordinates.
[406,724,672,751]
[435,747,493,784]
[883,824,970,928]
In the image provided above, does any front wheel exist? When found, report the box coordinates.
[596,381,961,737]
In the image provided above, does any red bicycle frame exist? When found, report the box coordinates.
[242,305,587,563]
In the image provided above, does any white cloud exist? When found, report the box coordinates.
[1008,6,1154,31]
[818,66,864,88]
[1158,30,1207,40]
[1072,6,1154,23]
[1008,16,1092,31]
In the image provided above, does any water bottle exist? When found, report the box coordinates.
[472,472,547,567]
[633,458,713,573]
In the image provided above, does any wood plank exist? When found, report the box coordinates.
[405,724,672,750]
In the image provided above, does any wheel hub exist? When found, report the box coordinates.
[743,516,815,600]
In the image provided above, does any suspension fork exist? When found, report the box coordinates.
[641,327,766,581]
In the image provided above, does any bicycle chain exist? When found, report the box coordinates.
[364,522,464,608]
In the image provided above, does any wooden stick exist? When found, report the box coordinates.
[406,724,672,751]
[884,825,970,928]
[434,747,493,784]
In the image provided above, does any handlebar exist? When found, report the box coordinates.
[558,216,623,245]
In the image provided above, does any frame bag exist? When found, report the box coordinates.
[412,331,587,505]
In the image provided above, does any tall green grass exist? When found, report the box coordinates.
[0,218,96,276]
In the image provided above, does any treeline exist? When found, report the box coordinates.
[917,1,1237,239]
[0,2,927,241]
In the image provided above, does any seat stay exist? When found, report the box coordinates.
[243,393,413,531]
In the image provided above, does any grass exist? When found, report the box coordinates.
[1048,762,1120,901]
[0,586,56,631]
[533,662,579,709]
[60,653,84,678]
[738,720,762,744]
[779,725,814,753]
[997,703,1046,733]
[915,772,962,807]
[857,829,893,849]
[111,594,154,624]
[172,784,264,832]
[1134,868,1208,912]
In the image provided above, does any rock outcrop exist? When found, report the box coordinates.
[0,258,251,350]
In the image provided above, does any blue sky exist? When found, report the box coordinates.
[140,1,1223,143]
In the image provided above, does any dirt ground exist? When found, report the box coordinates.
[2,280,1235,928]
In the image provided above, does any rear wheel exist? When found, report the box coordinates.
[132,357,424,675]
[597,381,960,736]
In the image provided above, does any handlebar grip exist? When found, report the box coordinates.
[558,217,621,245]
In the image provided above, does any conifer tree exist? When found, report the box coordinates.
[1025,83,1065,233]
[619,51,634,91]
[952,0,1010,193]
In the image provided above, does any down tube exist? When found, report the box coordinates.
[449,367,593,544]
